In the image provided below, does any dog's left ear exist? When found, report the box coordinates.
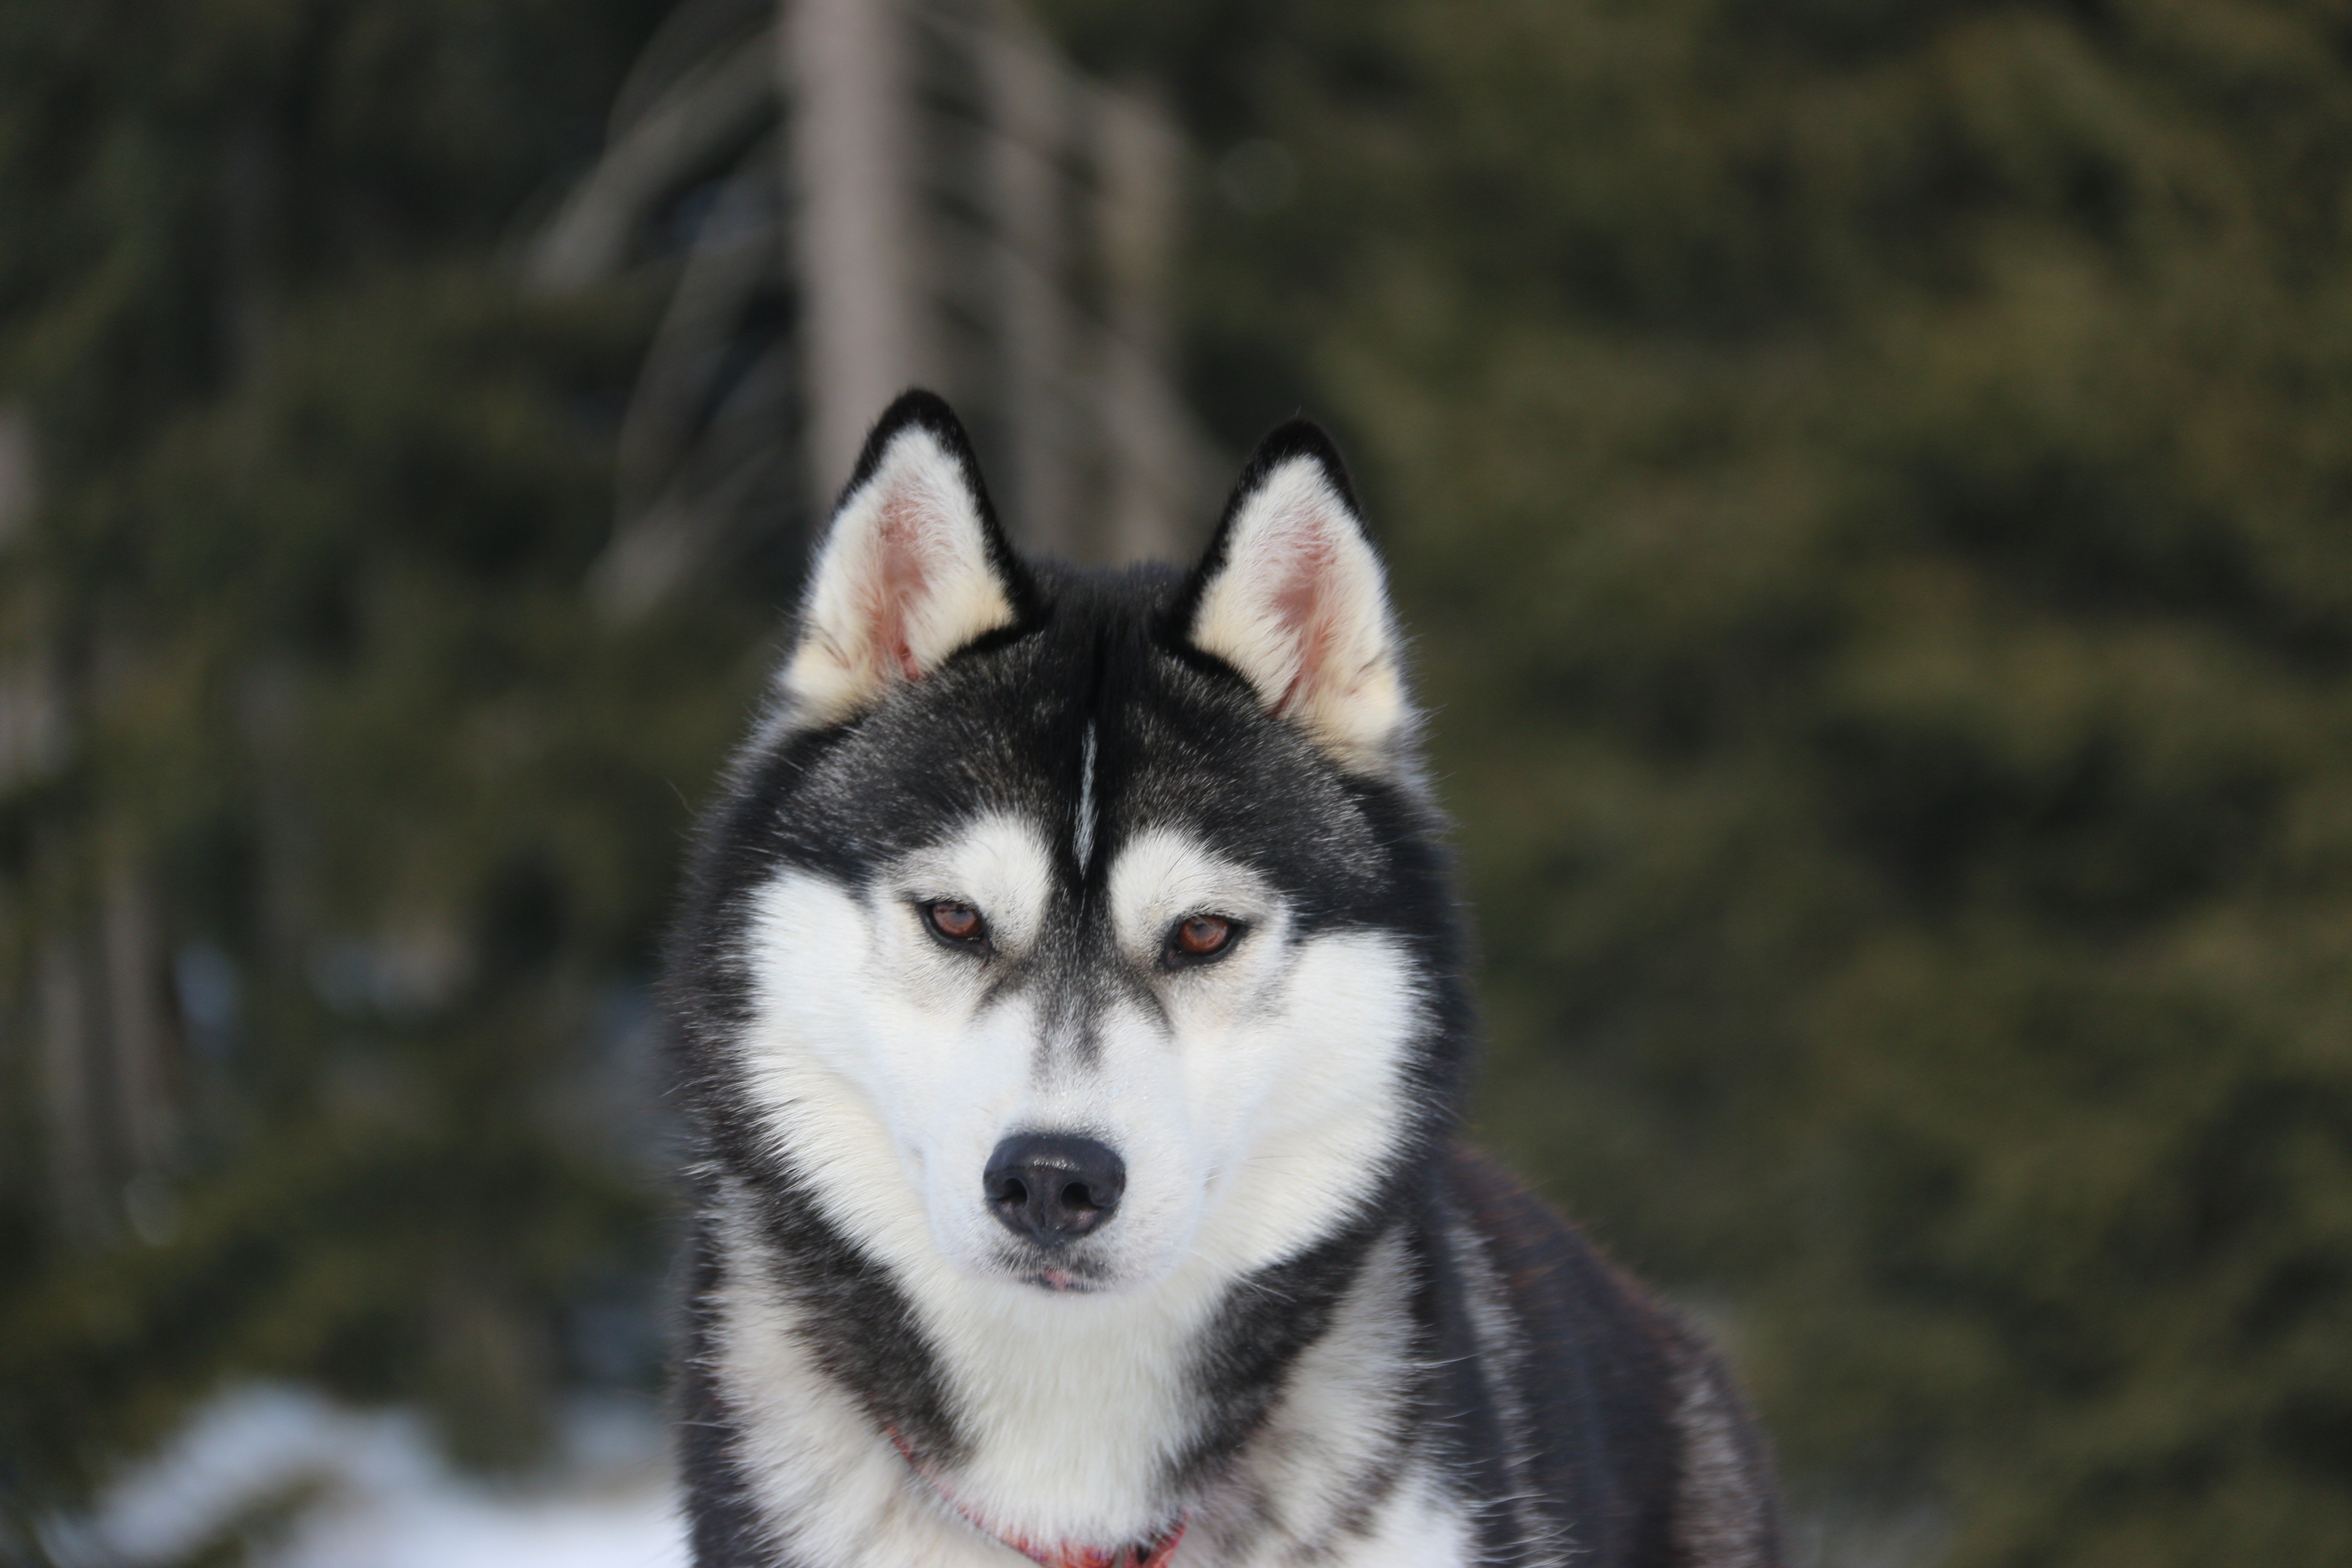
[1181,422,1410,774]
[781,391,1031,725]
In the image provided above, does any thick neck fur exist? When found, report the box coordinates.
[691,1158,1471,1566]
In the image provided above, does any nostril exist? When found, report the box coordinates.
[983,1133,1126,1246]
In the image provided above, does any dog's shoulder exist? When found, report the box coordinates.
[1439,1145,1783,1568]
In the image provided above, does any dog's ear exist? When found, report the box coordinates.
[781,391,1031,724]
[1180,421,1410,773]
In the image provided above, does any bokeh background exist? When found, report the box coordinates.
[6,1,2352,1564]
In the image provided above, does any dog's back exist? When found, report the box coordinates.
[1428,1148,1779,1566]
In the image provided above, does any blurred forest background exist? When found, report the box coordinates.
[5,2,2352,1566]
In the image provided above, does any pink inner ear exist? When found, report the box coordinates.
[867,490,931,682]
[1269,511,1343,717]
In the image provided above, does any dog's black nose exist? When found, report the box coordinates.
[984,1133,1125,1244]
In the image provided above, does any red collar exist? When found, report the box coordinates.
[887,1428,1188,1568]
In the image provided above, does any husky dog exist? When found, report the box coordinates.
[667,392,1780,1568]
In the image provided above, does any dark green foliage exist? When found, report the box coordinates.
[6,3,2350,1565]
[0,0,770,1508]
[1049,2,2352,1563]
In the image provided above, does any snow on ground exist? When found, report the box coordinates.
[43,1384,687,1568]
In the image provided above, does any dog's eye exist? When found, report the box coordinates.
[925,900,986,943]
[1167,915,1237,962]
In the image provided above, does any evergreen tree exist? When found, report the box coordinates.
[0,0,771,1516]
[1047,2,2352,1564]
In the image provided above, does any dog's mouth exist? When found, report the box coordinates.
[994,1247,1115,1294]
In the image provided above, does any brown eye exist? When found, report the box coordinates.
[926,900,985,943]
[1170,915,1236,960]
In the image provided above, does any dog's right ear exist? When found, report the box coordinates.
[780,392,1032,725]
[1179,420,1411,775]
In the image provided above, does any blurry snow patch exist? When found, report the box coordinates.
[1788,1491,1948,1568]
[44,1384,686,1568]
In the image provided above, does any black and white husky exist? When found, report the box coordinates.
[665,392,1781,1568]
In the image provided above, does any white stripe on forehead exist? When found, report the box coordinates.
[1074,721,1099,874]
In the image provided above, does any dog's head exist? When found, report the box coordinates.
[674,393,1465,1299]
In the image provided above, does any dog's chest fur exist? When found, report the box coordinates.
[685,1194,1467,1567]
[679,1149,1776,1568]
